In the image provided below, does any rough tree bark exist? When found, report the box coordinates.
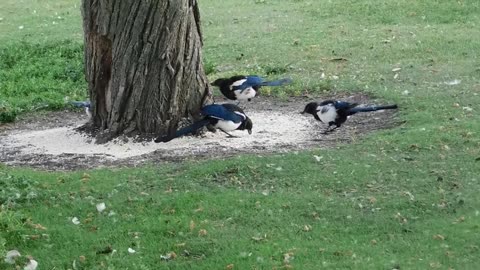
[81,0,210,142]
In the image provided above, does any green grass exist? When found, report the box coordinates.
[1,0,480,269]
[0,41,86,121]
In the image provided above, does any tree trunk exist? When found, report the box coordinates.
[81,0,210,143]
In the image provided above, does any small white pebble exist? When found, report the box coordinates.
[128,248,136,254]
[18,25,24,29]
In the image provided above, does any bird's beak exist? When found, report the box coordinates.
[248,129,252,135]
[300,111,306,114]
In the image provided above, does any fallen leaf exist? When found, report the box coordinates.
[444,79,461,86]
[455,216,465,223]
[28,235,41,240]
[392,67,402,72]
[371,239,377,245]
[24,258,38,270]
[4,250,21,264]
[226,264,234,269]
[313,155,323,162]
[30,222,47,230]
[190,220,196,232]
[72,217,80,225]
[433,234,445,240]
[303,225,312,232]
[128,248,136,254]
[198,229,208,236]
[283,252,294,264]
[79,256,86,262]
[329,57,348,62]
[160,252,177,261]
[96,202,106,213]
[251,234,267,242]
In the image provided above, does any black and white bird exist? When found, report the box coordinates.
[211,75,292,102]
[70,101,92,117]
[155,103,253,143]
[301,100,398,133]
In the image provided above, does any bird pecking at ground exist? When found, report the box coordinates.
[154,103,253,143]
[301,100,398,134]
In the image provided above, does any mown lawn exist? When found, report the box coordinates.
[1,0,480,269]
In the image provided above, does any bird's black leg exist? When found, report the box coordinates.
[322,124,339,135]
[220,129,238,138]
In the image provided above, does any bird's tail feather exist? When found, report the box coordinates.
[155,119,210,143]
[349,104,398,114]
[260,78,292,87]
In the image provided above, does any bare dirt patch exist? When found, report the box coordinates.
[0,95,398,170]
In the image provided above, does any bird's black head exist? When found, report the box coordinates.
[238,117,253,134]
[211,78,225,87]
[301,102,319,115]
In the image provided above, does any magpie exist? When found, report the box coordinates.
[154,103,253,143]
[70,101,92,117]
[301,100,398,133]
[211,75,292,102]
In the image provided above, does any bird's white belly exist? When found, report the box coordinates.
[234,87,256,100]
[215,120,241,131]
[317,106,337,123]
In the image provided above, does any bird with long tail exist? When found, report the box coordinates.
[211,75,292,102]
[155,103,253,143]
[301,100,398,134]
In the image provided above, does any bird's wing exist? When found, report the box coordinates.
[232,76,263,90]
[333,101,357,110]
[201,104,243,123]
[231,78,247,87]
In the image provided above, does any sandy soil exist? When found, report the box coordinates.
[0,95,399,170]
